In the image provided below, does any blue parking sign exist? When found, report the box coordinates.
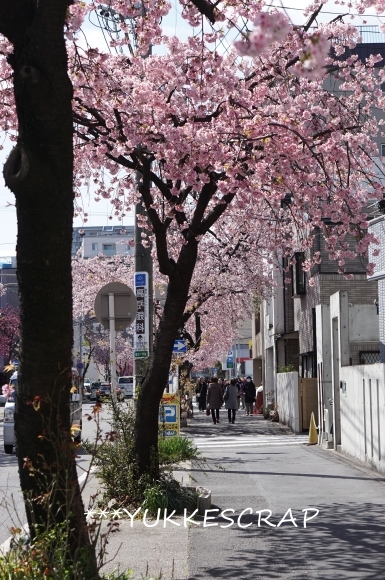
[159,404,177,423]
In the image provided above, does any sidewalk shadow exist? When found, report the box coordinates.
[188,501,385,579]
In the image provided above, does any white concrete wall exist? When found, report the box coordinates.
[340,363,385,474]
[276,372,300,433]
[316,304,333,440]
[265,347,274,397]
[349,305,379,342]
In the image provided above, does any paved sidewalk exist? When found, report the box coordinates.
[95,407,385,579]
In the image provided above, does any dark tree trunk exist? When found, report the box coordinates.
[134,239,198,478]
[1,2,98,576]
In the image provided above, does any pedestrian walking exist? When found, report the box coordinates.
[239,378,246,410]
[218,377,225,398]
[207,376,223,424]
[244,376,256,415]
[196,377,208,412]
[224,378,238,424]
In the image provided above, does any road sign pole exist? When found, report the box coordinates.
[174,364,179,393]
[134,200,153,381]
[79,316,83,384]
[109,293,117,407]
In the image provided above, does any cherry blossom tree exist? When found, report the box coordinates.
[0,305,19,366]
[2,2,385,552]
[92,330,133,379]
[72,252,134,318]
[69,1,385,476]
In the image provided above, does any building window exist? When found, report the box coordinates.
[381,144,385,157]
[255,310,261,335]
[103,243,116,256]
[292,252,306,296]
[91,243,98,255]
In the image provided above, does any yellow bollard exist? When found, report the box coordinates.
[307,412,318,445]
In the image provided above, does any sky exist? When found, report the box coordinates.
[0,0,384,255]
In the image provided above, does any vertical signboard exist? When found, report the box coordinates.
[159,393,180,437]
[226,350,234,369]
[134,271,149,359]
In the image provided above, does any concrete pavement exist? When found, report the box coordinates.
[2,403,385,578]
[99,407,385,579]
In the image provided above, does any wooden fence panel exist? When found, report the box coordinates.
[300,378,318,430]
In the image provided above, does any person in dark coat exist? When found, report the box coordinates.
[224,378,238,424]
[244,376,256,415]
[196,377,207,411]
[207,377,223,424]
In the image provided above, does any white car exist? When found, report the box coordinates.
[83,378,91,391]
[117,376,135,398]
[3,372,17,454]
[3,370,83,454]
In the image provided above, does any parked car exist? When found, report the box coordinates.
[95,382,111,401]
[3,370,83,454]
[89,382,100,401]
[0,392,6,407]
[83,378,91,391]
[117,376,135,398]
[3,373,17,454]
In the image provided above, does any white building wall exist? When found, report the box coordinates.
[349,305,379,342]
[316,304,333,439]
[276,372,300,433]
[339,363,385,473]
[81,235,133,258]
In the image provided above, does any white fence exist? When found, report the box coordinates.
[340,363,385,473]
[276,372,300,434]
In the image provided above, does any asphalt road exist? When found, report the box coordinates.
[0,400,123,546]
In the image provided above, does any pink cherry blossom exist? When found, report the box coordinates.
[1,384,14,400]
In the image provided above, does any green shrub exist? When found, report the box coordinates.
[142,483,168,515]
[158,436,199,465]
[83,400,201,514]
[0,522,134,580]
[277,364,296,373]
[142,478,198,516]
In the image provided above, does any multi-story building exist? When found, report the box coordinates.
[252,28,385,408]
[0,256,18,310]
[72,225,134,258]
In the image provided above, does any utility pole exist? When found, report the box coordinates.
[95,3,152,382]
[134,199,153,379]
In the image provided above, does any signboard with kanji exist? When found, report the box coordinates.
[134,272,149,359]
[159,393,180,438]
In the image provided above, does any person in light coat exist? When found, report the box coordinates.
[207,377,223,424]
[224,378,238,424]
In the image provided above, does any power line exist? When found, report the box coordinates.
[279,4,385,18]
